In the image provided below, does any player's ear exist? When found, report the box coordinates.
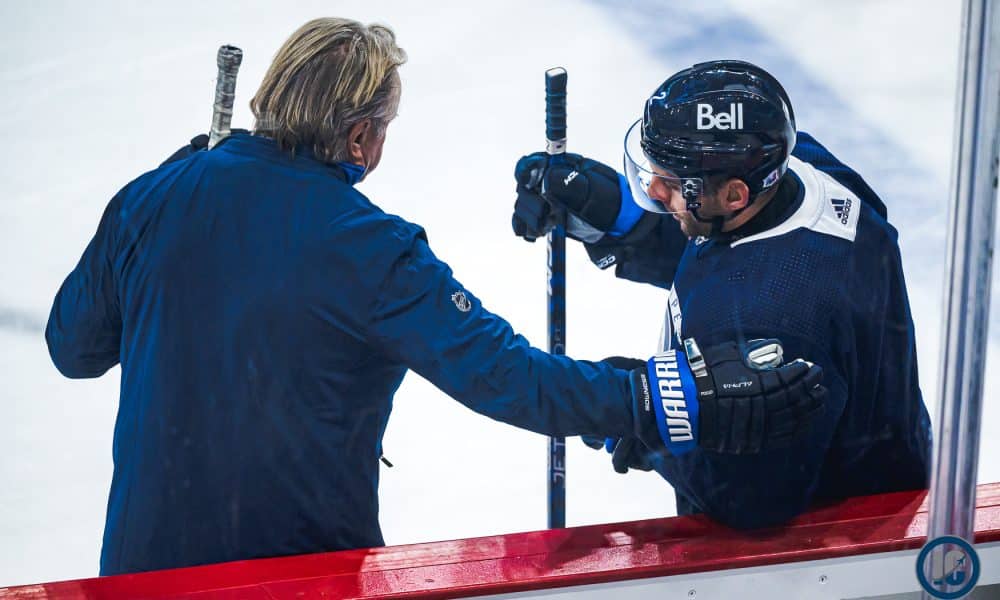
[721,178,751,212]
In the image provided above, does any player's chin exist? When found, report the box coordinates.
[677,218,704,238]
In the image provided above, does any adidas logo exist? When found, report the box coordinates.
[831,197,853,225]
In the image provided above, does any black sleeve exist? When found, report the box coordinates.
[583,212,689,289]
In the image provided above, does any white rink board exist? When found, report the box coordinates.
[477,542,1000,600]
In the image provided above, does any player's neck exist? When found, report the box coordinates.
[717,174,801,239]
[721,194,772,232]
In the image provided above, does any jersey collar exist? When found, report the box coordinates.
[719,172,804,245]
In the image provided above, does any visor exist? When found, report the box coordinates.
[623,118,703,214]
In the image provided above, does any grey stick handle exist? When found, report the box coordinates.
[208,45,243,149]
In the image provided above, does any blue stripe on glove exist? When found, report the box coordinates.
[607,172,644,238]
[647,350,700,456]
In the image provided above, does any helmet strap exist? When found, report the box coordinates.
[688,184,725,236]
[690,206,713,223]
[691,176,766,237]
[690,203,740,239]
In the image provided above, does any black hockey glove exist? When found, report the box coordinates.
[512,152,644,243]
[160,129,250,167]
[582,435,654,474]
[629,338,826,457]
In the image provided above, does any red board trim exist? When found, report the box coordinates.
[3,484,999,599]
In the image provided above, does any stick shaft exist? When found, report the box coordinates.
[545,67,567,530]
[208,45,243,149]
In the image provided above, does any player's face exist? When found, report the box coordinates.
[674,204,715,238]
[646,165,684,210]
[647,166,722,238]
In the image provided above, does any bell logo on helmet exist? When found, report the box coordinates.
[696,103,744,130]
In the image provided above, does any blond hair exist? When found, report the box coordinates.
[250,18,406,162]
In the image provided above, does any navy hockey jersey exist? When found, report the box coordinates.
[594,133,932,528]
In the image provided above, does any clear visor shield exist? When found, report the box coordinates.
[624,119,703,214]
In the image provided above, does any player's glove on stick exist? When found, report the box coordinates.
[630,338,826,456]
[512,152,644,242]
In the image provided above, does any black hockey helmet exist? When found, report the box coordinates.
[624,60,796,214]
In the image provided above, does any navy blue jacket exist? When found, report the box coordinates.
[587,133,931,528]
[46,134,634,575]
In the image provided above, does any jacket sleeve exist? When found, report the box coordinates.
[651,333,847,530]
[583,212,688,289]
[45,197,123,378]
[366,227,634,438]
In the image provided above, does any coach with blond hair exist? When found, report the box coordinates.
[46,17,825,574]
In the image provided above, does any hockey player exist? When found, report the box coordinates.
[45,25,825,575]
[511,60,932,529]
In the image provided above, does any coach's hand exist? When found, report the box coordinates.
[581,357,655,473]
[582,435,654,474]
[630,338,827,456]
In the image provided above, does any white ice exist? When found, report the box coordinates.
[1,0,994,588]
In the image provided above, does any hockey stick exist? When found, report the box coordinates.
[208,45,244,149]
[545,67,567,529]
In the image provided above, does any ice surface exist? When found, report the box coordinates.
[0,0,992,588]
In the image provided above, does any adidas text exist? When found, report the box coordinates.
[652,352,694,442]
[696,103,744,130]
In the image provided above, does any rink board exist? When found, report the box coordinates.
[2,483,998,599]
[477,543,1000,599]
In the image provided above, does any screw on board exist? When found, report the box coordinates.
[819,574,828,584]
[687,589,696,598]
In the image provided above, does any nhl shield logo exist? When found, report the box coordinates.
[451,291,472,312]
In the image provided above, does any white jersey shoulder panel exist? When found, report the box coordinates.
[730,156,861,248]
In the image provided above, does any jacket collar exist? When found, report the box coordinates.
[218,133,353,184]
